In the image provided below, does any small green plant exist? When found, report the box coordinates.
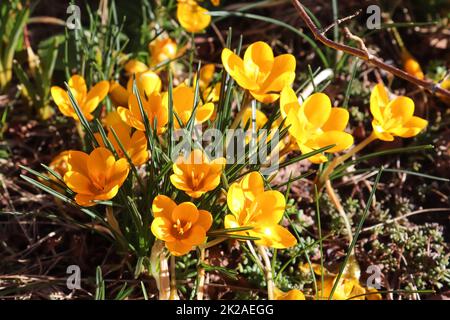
[0,0,29,93]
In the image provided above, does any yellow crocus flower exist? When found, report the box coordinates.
[117,92,168,134]
[221,41,296,103]
[151,195,212,256]
[177,0,211,33]
[51,75,109,121]
[63,147,129,207]
[224,171,297,249]
[170,149,226,198]
[280,87,353,163]
[370,82,428,141]
[162,85,214,128]
[95,113,149,166]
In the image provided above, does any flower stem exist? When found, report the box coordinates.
[169,255,179,300]
[325,180,353,244]
[318,132,377,188]
[196,248,206,300]
[159,254,170,300]
[257,245,275,300]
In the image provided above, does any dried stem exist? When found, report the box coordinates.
[291,0,450,98]
[321,9,362,35]
[196,248,206,300]
[169,255,179,300]
[159,255,170,300]
[325,180,353,244]
[257,245,275,300]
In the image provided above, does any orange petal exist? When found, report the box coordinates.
[152,195,177,219]
[197,210,213,231]
[166,240,193,256]
[151,217,176,242]
[181,225,206,246]
[172,202,199,224]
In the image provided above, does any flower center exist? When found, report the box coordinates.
[173,219,192,236]
[190,171,205,189]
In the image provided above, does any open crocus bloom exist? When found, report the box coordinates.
[162,85,214,128]
[370,83,428,141]
[95,116,149,166]
[222,41,296,103]
[151,195,212,256]
[117,91,168,134]
[274,288,305,300]
[63,147,129,207]
[280,87,354,163]
[170,149,226,198]
[224,171,297,249]
[176,0,211,33]
[51,75,109,121]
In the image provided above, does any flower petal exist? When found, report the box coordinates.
[106,158,129,189]
[197,210,213,231]
[315,131,354,153]
[176,1,211,33]
[224,214,241,229]
[64,171,94,195]
[68,75,87,97]
[322,108,349,132]
[166,240,193,256]
[51,86,73,117]
[250,190,286,225]
[280,86,299,119]
[302,93,332,128]
[241,171,264,201]
[172,202,199,224]
[87,147,116,184]
[370,83,389,122]
[85,81,110,113]
[109,81,129,107]
[391,116,428,138]
[261,54,296,92]
[152,195,177,219]
[254,224,297,249]
[117,106,145,131]
[195,102,214,123]
[66,150,90,176]
[227,183,245,217]
[249,91,279,104]
[181,225,206,246]
[151,217,176,242]
[243,41,274,83]
[221,48,259,91]
[386,96,414,124]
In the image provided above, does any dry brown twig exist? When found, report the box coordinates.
[291,0,450,99]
